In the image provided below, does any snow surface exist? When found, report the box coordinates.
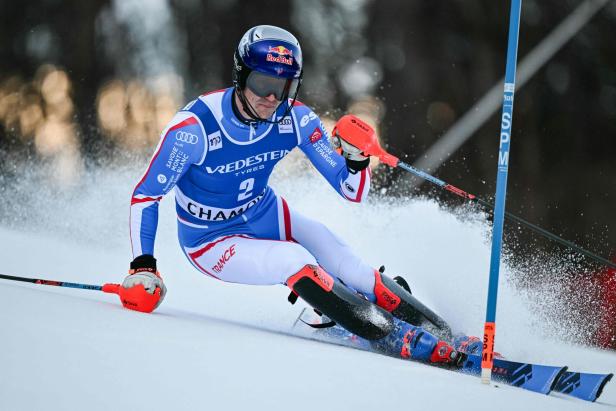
[1,161,615,411]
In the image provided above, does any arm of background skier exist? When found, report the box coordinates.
[294,106,370,203]
[130,111,207,257]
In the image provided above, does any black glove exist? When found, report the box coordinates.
[130,254,157,273]
[345,157,370,173]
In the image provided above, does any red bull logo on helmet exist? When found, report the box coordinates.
[267,45,294,65]
[269,45,293,56]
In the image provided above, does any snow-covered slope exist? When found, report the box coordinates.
[0,162,614,410]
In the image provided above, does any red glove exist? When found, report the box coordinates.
[119,255,166,313]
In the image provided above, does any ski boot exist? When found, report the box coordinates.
[453,335,503,358]
[286,265,464,366]
[373,318,467,367]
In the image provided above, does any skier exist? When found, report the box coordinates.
[118,25,465,366]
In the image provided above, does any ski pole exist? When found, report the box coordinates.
[0,273,121,294]
[341,121,616,270]
[396,161,616,269]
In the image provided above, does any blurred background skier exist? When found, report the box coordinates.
[118,24,465,366]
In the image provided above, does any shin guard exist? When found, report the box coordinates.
[373,270,452,340]
[287,265,394,340]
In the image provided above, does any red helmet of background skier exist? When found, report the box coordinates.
[232,25,303,122]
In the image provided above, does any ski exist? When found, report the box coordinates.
[453,336,613,402]
[460,353,565,395]
[553,370,613,402]
[293,308,612,401]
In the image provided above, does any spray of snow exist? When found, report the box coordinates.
[0,156,601,356]
[0,157,614,410]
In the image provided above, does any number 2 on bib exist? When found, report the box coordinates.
[237,178,255,201]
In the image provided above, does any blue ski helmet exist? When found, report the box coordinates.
[233,25,303,106]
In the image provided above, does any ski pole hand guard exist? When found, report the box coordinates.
[119,255,167,313]
[117,282,163,313]
[331,114,399,167]
[332,115,370,172]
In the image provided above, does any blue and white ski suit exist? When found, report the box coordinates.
[130,87,375,293]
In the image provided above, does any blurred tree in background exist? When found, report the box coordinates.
[0,0,615,263]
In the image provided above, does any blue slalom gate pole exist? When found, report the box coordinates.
[481,0,523,384]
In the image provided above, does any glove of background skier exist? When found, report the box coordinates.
[119,254,166,313]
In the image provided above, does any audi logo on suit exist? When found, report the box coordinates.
[176,131,199,144]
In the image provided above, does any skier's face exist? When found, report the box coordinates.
[243,86,280,119]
